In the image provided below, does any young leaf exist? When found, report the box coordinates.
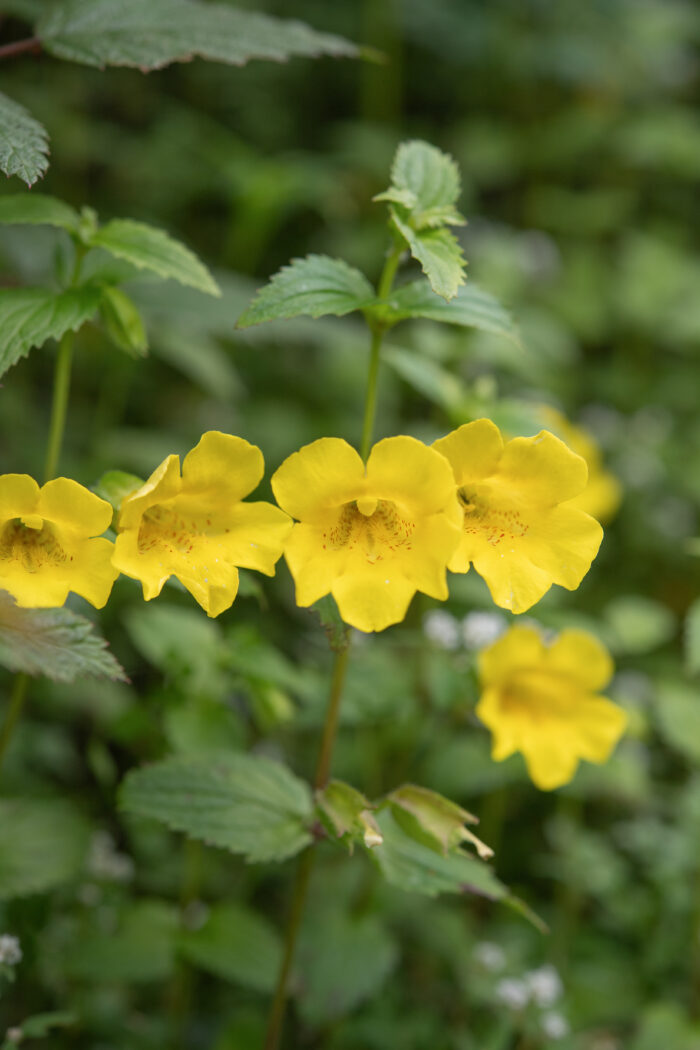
[0,284,102,377]
[65,901,178,983]
[178,903,282,992]
[391,215,466,301]
[38,0,358,70]
[370,810,505,900]
[98,284,148,356]
[0,193,80,231]
[90,220,220,296]
[236,255,375,328]
[375,279,520,342]
[386,140,463,224]
[119,753,313,862]
[0,91,50,186]
[0,592,128,683]
[0,799,90,899]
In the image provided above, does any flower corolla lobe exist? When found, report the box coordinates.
[113,431,291,617]
[0,474,117,609]
[272,435,462,632]
[433,419,604,613]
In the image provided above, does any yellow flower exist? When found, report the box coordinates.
[271,436,462,632]
[539,406,621,523]
[433,419,603,613]
[0,475,117,609]
[112,431,292,617]
[476,625,626,790]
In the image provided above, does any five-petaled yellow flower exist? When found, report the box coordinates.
[476,625,626,790]
[433,419,603,613]
[112,431,292,617]
[0,475,117,609]
[539,406,622,524]
[271,436,462,632]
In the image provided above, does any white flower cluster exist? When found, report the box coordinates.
[423,609,507,651]
[493,963,569,1040]
[0,934,22,967]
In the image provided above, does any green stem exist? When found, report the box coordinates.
[359,241,403,460]
[263,645,351,1050]
[0,673,29,774]
[43,330,74,482]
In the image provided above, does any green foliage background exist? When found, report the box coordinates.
[1,1,699,1048]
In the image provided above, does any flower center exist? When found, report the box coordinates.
[0,518,67,572]
[138,502,208,556]
[323,499,415,564]
[458,485,529,546]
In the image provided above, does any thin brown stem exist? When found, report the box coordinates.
[0,36,41,61]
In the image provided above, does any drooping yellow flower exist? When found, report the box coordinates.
[271,436,462,632]
[539,406,621,523]
[477,625,626,790]
[0,475,117,609]
[112,431,292,617]
[433,419,603,613]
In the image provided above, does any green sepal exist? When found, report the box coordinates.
[93,469,144,515]
[316,779,383,852]
[311,594,351,651]
[386,784,493,859]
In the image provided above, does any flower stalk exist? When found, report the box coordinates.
[360,238,403,460]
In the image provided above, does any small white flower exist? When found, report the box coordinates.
[495,977,531,1011]
[526,964,563,1007]
[474,941,506,972]
[423,609,460,650]
[0,934,22,966]
[541,1011,570,1039]
[88,831,134,883]
[462,611,507,650]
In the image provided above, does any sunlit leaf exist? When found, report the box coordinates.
[237,255,375,327]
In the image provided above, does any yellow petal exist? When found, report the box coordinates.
[119,454,182,530]
[569,696,627,763]
[476,687,523,759]
[366,436,458,517]
[67,536,120,608]
[272,438,366,523]
[0,474,40,521]
[0,563,70,608]
[282,523,345,607]
[38,478,113,536]
[175,559,240,617]
[516,504,603,593]
[470,543,555,612]
[477,625,544,685]
[217,500,292,576]
[332,569,416,632]
[182,431,264,502]
[392,514,460,600]
[498,431,588,505]
[112,531,170,601]
[545,629,614,691]
[433,419,504,485]
[521,728,582,790]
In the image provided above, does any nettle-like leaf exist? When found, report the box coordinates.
[0,592,127,682]
[119,752,313,862]
[0,91,49,187]
[370,809,505,900]
[381,140,465,229]
[89,219,220,296]
[0,798,90,899]
[375,279,520,342]
[0,285,102,378]
[0,193,80,230]
[236,255,375,328]
[37,0,358,70]
[391,214,466,301]
[178,903,282,992]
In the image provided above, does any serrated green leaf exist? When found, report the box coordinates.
[65,901,177,983]
[370,809,505,900]
[98,284,148,356]
[391,213,466,301]
[178,903,281,992]
[0,799,90,899]
[90,220,220,296]
[380,140,464,228]
[0,91,49,186]
[0,193,79,230]
[0,592,128,683]
[38,0,358,70]
[297,912,398,1024]
[119,753,313,862]
[685,599,700,676]
[376,279,519,342]
[0,284,102,377]
[236,255,375,328]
